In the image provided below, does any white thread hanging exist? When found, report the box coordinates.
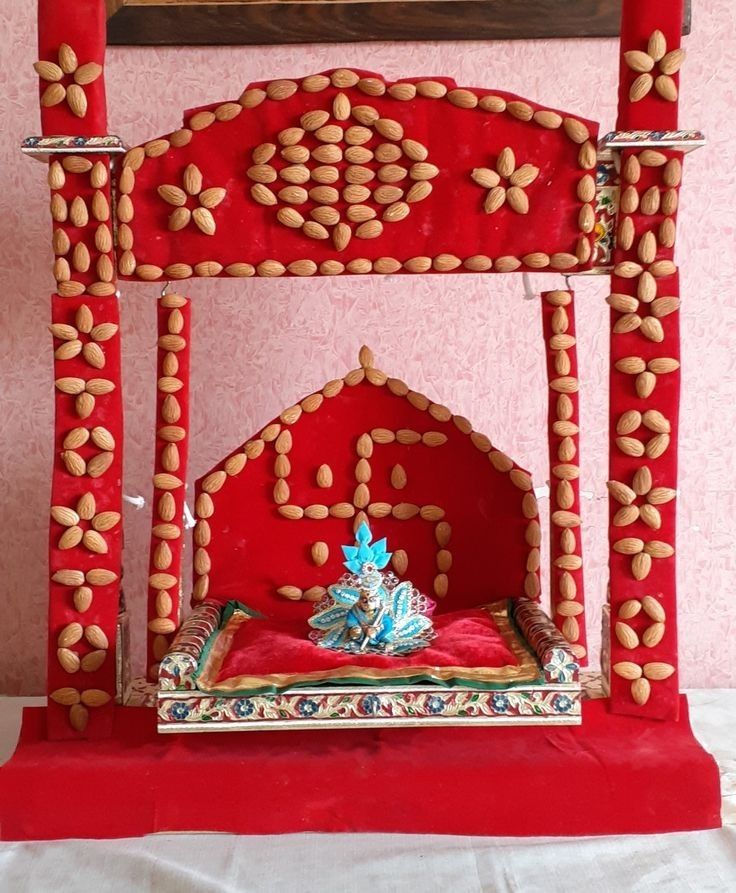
[183,501,196,529]
[522,272,536,301]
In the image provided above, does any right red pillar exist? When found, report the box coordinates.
[608,0,685,719]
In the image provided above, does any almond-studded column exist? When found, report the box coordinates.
[541,290,586,664]
[146,294,191,680]
[608,0,684,719]
[39,0,121,738]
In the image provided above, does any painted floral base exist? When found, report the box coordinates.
[158,684,581,731]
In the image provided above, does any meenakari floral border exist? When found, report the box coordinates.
[599,129,704,152]
[158,685,581,731]
[22,135,127,159]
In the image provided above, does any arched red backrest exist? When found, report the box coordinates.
[193,359,540,621]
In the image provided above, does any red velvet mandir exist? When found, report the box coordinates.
[0,0,722,839]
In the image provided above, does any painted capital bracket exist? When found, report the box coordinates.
[599,130,704,154]
[21,135,127,162]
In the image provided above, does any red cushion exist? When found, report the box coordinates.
[197,602,541,694]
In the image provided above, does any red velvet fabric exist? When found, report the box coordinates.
[541,291,587,660]
[197,379,536,620]
[0,699,721,839]
[146,297,192,674]
[121,73,598,275]
[38,0,108,136]
[617,0,683,132]
[209,608,522,689]
[40,1,118,738]
[48,294,123,739]
[608,0,685,721]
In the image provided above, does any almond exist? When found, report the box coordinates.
[81,689,111,708]
[631,677,651,705]
[82,650,107,673]
[420,505,444,521]
[68,704,89,731]
[52,569,85,587]
[73,586,93,613]
[83,625,108,650]
[642,661,675,681]
[390,464,407,489]
[613,661,642,681]
[278,505,304,520]
[303,587,327,603]
[632,552,652,580]
[58,648,81,674]
[615,621,639,650]
[51,687,80,706]
[392,550,408,575]
[629,73,653,102]
[311,542,329,567]
[58,622,83,648]
[86,568,117,585]
[277,585,302,601]
[642,622,665,648]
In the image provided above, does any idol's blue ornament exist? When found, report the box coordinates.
[309,522,436,655]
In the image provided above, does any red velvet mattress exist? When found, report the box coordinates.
[197,601,541,694]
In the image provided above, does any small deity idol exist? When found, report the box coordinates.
[308,522,435,655]
[346,572,395,651]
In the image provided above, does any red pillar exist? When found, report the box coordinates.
[541,290,587,664]
[39,0,122,737]
[146,294,191,680]
[608,0,684,719]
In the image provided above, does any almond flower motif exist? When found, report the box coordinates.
[612,536,674,581]
[607,290,679,343]
[51,492,120,554]
[472,147,539,215]
[607,466,676,531]
[35,43,102,118]
[614,408,671,461]
[49,304,118,370]
[607,249,679,344]
[613,354,680,399]
[158,163,226,236]
[625,30,685,103]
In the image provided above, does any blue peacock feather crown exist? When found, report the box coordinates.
[341,522,391,574]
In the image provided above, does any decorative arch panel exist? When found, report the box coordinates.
[116,69,599,280]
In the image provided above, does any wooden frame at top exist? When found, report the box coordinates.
[105,0,692,47]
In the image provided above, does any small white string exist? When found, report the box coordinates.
[123,494,145,509]
[522,272,536,301]
[183,502,196,529]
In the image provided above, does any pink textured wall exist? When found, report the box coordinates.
[1,0,734,694]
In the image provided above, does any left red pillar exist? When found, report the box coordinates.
[38,0,122,738]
